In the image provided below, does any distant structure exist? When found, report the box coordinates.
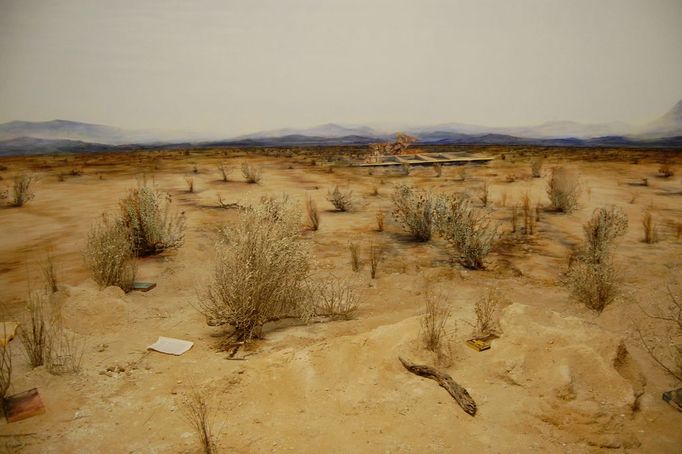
[366,133,417,163]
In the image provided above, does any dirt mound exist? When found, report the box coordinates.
[493,303,644,448]
[56,281,129,336]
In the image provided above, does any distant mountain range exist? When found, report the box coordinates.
[2,100,682,156]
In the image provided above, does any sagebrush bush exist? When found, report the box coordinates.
[217,162,232,182]
[119,184,186,256]
[391,184,435,241]
[473,288,503,339]
[435,194,498,269]
[327,186,353,211]
[531,158,544,178]
[581,207,628,264]
[565,259,620,313]
[241,163,262,184]
[314,278,358,320]
[642,210,658,244]
[200,198,313,347]
[83,215,136,292]
[305,195,320,231]
[546,167,580,213]
[0,336,10,405]
[421,288,451,355]
[11,173,35,207]
[181,388,218,454]
[349,242,361,272]
[19,291,50,368]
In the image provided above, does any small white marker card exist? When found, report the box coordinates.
[147,336,194,356]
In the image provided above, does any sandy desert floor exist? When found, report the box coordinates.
[0,146,681,453]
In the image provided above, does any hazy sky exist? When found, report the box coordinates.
[1,0,681,135]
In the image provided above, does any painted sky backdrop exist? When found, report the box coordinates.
[1,0,681,136]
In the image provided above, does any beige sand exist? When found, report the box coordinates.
[0,147,680,453]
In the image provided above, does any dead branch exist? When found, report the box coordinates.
[398,356,477,416]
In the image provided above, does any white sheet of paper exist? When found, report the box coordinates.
[147,336,193,356]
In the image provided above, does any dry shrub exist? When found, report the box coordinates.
[46,325,84,375]
[11,173,35,207]
[184,176,195,193]
[199,197,313,347]
[217,162,233,182]
[327,186,353,212]
[119,184,186,256]
[642,210,658,244]
[478,181,489,207]
[241,163,262,183]
[19,291,50,368]
[181,388,218,454]
[565,260,620,313]
[658,163,674,178]
[581,207,628,264]
[369,242,382,279]
[1,323,13,405]
[521,193,535,235]
[314,278,358,320]
[511,204,518,233]
[546,167,580,213]
[304,195,320,231]
[83,215,137,292]
[435,194,498,269]
[473,288,503,339]
[420,288,451,357]
[349,242,361,272]
[391,184,435,241]
[375,211,384,232]
[42,250,59,293]
[531,158,544,178]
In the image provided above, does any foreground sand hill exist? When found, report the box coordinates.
[0,146,681,453]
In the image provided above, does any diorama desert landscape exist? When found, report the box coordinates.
[0,143,681,453]
[2,1,682,453]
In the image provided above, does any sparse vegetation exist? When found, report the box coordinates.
[473,288,502,339]
[19,291,50,368]
[391,184,435,241]
[217,162,233,182]
[642,210,658,244]
[185,176,195,193]
[658,163,674,178]
[546,167,580,213]
[241,163,262,184]
[314,278,358,320]
[435,194,498,269]
[181,387,218,454]
[200,198,313,351]
[478,181,489,207]
[10,173,35,207]
[349,242,361,272]
[581,207,628,264]
[46,324,84,375]
[420,287,451,359]
[83,215,137,292]
[369,242,382,279]
[327,186,353,211]
[305,195,320,231]
[42,250,59,293]
[531,158,544,178]
[0,328,11,406]
[565,259,620,313]
[376,211,384,232]
[119,184,186,256]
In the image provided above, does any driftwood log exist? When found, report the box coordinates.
[398,356,477,416]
